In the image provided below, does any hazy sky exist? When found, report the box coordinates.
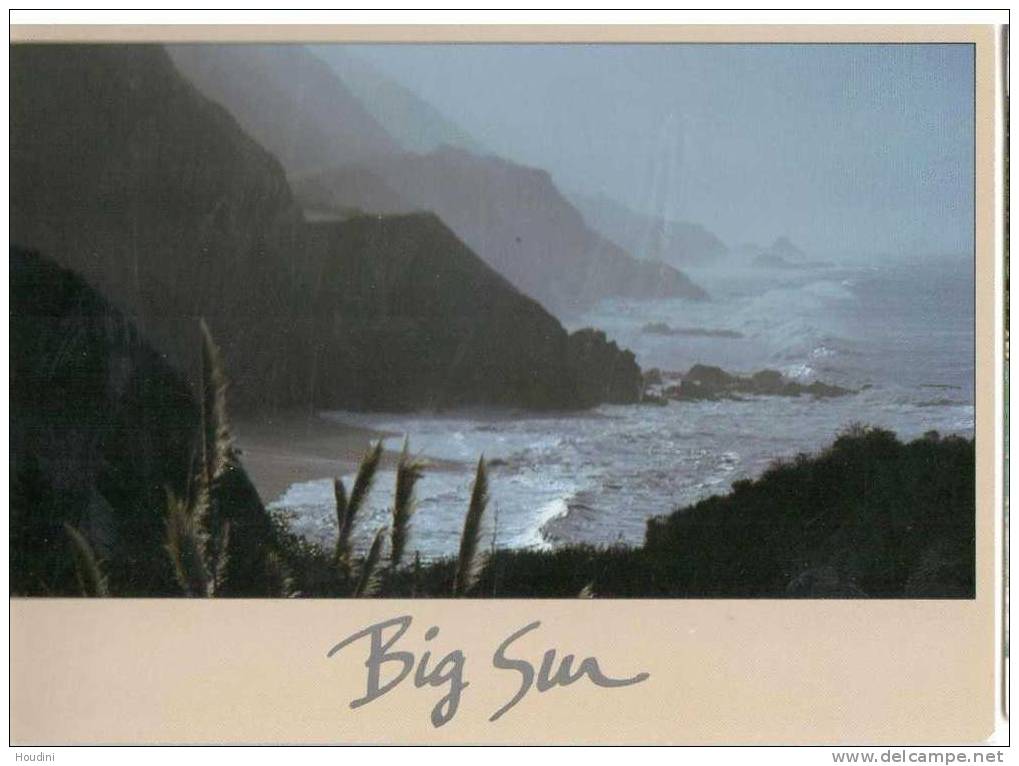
[339,43,974,259]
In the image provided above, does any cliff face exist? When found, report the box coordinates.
[11,44,314,414]
[12,44,642,414]
[302,213,643,410]
[310,45,486,155]
[165,44,706,315]
[10,248,276,596]
[166,44,402,176]
[568,190,729,268]
[296,149,708,315]
[566,329,643,405]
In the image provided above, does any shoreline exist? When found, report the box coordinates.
[233,411,464,504]
[234,411,391,503]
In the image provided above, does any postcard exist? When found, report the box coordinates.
[8,18,1005,746]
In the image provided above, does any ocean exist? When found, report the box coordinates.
[270,257,975,559]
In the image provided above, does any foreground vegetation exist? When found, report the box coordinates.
[271,426,974,599]
[47,314,495,600]
[14,249,973,599]
[49,323,979,600]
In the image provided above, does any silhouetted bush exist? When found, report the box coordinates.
[273,426,973,599]
[639,425,974,598]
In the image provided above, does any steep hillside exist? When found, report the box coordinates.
[311,45,485,155]
[296,148,708,314]
[297,164,408,219]
[10,248,277,596]
[301,213,643,410]
[166,44,401,176]
[569,190,729,268]
[12,44,642,414]
[11,43,314,414]
[158,44,705,314]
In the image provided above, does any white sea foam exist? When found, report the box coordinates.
[276,260,974,560]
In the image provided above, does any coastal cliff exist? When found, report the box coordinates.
[12,44,644,414]
[295,149,708,314]
[164,44,706,314]
[302,213,643,410]
[10,248,277,596]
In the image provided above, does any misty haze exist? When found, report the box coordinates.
[11,42,975,599]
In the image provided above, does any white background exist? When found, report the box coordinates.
[3,6,1010,760]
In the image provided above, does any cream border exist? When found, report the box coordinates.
[8,24,1000,745]
[5,23,998,44]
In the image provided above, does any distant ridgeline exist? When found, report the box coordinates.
[166,44,708,315]
[10,45,974,600]
[11,44,643,414]
[567,190,730,269]
[292,152,708,314]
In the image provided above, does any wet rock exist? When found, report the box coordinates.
[665,364,853,401]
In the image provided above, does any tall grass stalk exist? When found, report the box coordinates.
[164,490,212,596]
[354,526,387,598]
[336,441,383,566]
[198,318,233,495]
[452,457,489,596]
[163,320,238,597]
[63,522,109,597]
[391,438,424,569]
[332,477,348,562]
[264,549,296,597]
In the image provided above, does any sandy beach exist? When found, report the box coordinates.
[234,411,466,504]
[233,412,396,504]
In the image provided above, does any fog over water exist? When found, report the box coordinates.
[269,43,976,559]
[10,40,980,602]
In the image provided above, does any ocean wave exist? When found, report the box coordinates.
[526,497,572,547]
[282,264,975,559]
[780,363,816,381]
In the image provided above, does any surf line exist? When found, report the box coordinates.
[326,615,650,727]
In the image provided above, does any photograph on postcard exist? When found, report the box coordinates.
[11,38,979,601]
